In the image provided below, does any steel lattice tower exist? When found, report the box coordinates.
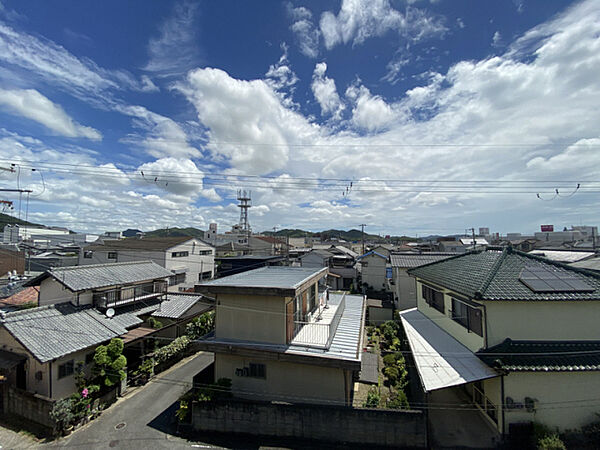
[237,189,252,232]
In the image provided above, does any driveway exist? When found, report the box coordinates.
[45,351,216,449]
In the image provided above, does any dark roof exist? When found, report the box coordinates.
[25,261,173,291]
[408,248,600,301]
[357,251,387,260]
[1,303,137,363]
[85,236,209,251]
[152,294,212,319]
[390,252,455,268]
[197,266,326,296]
[478,339,600,371]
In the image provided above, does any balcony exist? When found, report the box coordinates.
[93,281,167,309]
[290,292,346,349]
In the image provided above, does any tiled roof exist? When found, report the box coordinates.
[198,266,326,289]
[478,339,600,371]
[570,257,600,272]
[26,261,173,292]
[407,248,600,301]
[390,252,454,268]
[152,294,211,319]
[85,236,203,251]
[1,303,134,363]
[0,286,38,306]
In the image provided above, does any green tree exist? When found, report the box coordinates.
[186,311,215,339]
[93,338,127,387]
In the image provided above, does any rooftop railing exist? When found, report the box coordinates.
[291,292,346,349]
[93,280,167,309]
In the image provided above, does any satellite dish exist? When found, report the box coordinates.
[105,308,115,319]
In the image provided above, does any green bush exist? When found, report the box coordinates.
[363,386,380,408]
[153,335,191,364]
[92,338,127,387]
[50,398,74,433]
[146,316,163,329]
[537,434,566,450]
[387,390,409,409]
[186,311,215,339]
[196,378,232,402]
[383,366,400,385]
[382,353,398,366]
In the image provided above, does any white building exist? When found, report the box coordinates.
[79,236,215,290]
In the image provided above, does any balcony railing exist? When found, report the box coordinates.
[291,292,346,349]
[93,281,167,309]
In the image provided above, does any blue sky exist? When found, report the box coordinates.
[0,0,599,236]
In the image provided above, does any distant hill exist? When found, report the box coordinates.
[144,227,206,239]
[0,212,40,228]
[261,228,407,242]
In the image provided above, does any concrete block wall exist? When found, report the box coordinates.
[192,399,427,448]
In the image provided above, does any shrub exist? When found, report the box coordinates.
[153,335,191,364]
[196,378,232,402]
[50,398,74,433]
[383,366,400,385]
[92,338,127,387]
[387,390,409,409]
[146,316,163,329]
[382,353,398,367]
[537,434,566,450]
[363,386,380,408]
[186,311,215,339]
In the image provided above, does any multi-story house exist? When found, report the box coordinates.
[403,247,600,438]
[80,236,215,291]
[300,249,357,290]
[357,251,389,291]
[390,252,453,310]
[195,266,366,406]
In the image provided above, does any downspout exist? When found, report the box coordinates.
[49,361,53,399]
[425,391,430,448]
[481,302,488,348]
[500,374,506,436]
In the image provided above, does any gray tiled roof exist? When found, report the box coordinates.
[390,252,455,268]
[478,339,600,371]
[408,248,600,301]
[198,266,326,289]
[85,236,205,251]
[30,261,173,292]
[152,294,211,319]
[1,303,133,363]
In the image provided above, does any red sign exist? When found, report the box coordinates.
[541,225,554,232]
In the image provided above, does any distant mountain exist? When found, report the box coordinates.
[144,227,206,239]
[0,212,40,228]
[261,228,415,243]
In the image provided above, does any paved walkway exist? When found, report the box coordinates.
[43,351,215,450]
[0,422,41,449]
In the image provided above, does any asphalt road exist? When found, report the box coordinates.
[45,352,216,450]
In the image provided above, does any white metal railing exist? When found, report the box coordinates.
[291,292,346,349]
[473,385,498,424]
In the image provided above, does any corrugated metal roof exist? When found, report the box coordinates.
[400,308,498,392]
[570,257,600,272]
[152,294,211,319]
[478,339,600,371]
[528,250,595,263]
[408,248,600,301]
[390,252,454,268]
[199,266,326,289]
[39,261,173,291]
[1,303,133,363]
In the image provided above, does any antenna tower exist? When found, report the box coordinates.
[237,189,252,233]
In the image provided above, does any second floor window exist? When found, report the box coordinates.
[198,250,212,255]
[172,251,189,258]
[451,298,483,337]
[422,285,445,314]
[84,251,93,259]
[107,252,117,259]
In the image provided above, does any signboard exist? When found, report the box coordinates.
[540,225,554,232]
[386,267,393,279]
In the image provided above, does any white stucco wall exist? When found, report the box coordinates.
[394,267,417,310]
[361,254,388,291]
[38,278,76,306]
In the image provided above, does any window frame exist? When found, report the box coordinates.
[58,360,74,379]
[422,284,445,314]
[451,297,483,337]
[248,363,266,379]
[171,251,189,258]
[107,252,117,260]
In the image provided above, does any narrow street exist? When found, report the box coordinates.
[45,352,215,450]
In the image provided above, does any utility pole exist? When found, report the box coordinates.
[360,224,367,255]
[469,227,476,249]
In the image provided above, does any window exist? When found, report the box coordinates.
[170,273,186,285]
[451,298,483,337]
[85,352,95,365]
[107,252,117,260]
[249,363,266,378]
[422,285,444,314]
[198,271,212,281]
[172,251,189,258]
[84,251,93,259]
[198,250,212,255]
[58,360,74,379]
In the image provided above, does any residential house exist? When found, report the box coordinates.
[214,241,250,257]
[390,252,454,310]
[437,240,467,253]
[357,251,389,292]
[403,247,600,437]
[0,261,174,402]
[300,248,357,290]
[195,267,365,406]
[79,236,215,290]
